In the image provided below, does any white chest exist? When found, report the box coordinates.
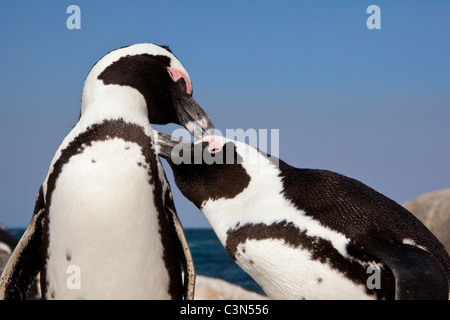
[232,238,375,300]
[45,138,171,299]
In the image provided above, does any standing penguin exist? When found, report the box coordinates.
[156,133,450,300]
[0,43,214,299]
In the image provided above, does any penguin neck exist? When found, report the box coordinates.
[79,84,150,128]
[202,158,288,245]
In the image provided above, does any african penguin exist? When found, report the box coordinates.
[156,133,450,300]
[0,43,214,300]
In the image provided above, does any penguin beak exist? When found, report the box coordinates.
[155,130,192,162]
[173,82,215,139]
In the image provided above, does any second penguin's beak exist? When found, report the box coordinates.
[154,130,193,163]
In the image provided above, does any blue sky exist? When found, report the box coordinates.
[0,1,449,228]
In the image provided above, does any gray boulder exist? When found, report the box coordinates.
[403,188,450,253]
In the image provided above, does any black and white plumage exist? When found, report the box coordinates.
[0,43,213,299]
[156,133,450,300]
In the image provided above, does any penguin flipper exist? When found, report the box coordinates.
[165,200,196,300]
[372,243,448,300]
[0,187,45,300]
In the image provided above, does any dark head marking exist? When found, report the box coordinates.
[97,54,180,124]
[167,141,251,208]
[91,44,214,137]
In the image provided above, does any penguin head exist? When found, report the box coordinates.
[156,132,279,209]
[80,43,213,138]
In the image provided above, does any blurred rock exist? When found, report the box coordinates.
[194,275,268,300]
[0,228,17,276]
[0,227,41,299]
[403,188,450,253]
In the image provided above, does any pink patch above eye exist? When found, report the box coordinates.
[167,67,193,95]
[194,136,223,154]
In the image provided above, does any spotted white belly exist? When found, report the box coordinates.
[45,138,170,299]
[233,238,375,300]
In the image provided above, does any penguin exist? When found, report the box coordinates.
[155,132,450,300]
[0,43,214,299]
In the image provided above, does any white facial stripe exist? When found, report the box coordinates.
[90,43,190,82]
